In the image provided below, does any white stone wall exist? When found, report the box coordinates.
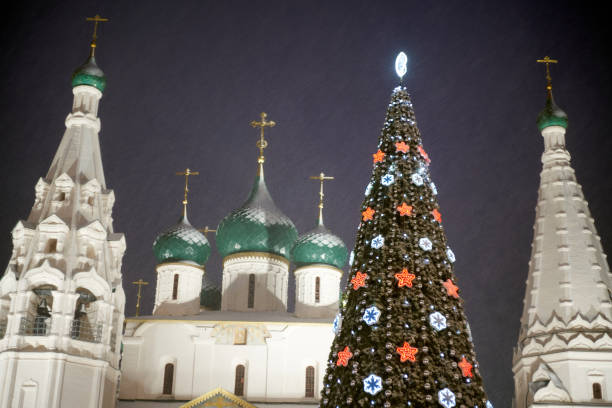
[153,263,204,316]
[294,264,341,318]
[221,253,289,312]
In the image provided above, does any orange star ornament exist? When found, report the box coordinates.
[396,342,418,362]
[431,208,442,223]
[442,278,459,298]
[458,356,473,377]
[336,346,353,366]
[373,149,385,163]
[395,141,409,153]
[362,207,375,221]
[417,145,431,164]
[395,268,416,288]
[397,202,413,216]
[351,271,368,290]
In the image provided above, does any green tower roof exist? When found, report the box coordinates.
[537,93,568,131]
[71,55,106,92]
[291,223,347,270]
[216,170,298,259]
[153,216,210,266]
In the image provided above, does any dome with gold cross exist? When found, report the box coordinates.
[71,15,108,92]
[216,113,298,259]
[536,56,568,131]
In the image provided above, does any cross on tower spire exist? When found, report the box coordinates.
[131,279,149,317]
[85,14,109,57]
[309,172,334,226]
[175,168,199,218]
[536,56,558,98]
[250,112,276,174]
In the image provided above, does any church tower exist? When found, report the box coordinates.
[291,173,347,318]
[152,169,211,316]
[513,57,612,407]
[215,113,298,312]
[0,17,126,408]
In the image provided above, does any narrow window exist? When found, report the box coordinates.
[46,239,57,253]
[88,196,95,206]
[305,366,315,397]
[163,363,174,395]
[315,277,321,303]
[172,274,179,300]
[58,192,66,201]
[593,382,602,399]
[247,274,255,309]
[235,365,245,396]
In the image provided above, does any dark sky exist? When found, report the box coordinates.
[1,1,611,405]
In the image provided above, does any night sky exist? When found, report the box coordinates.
[1,1,611,405]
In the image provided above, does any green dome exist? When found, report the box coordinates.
[153,216,210,266]
[216,171,298,259]
[291,224,348,270]
[71,56,106,92]
[537,94,568,131]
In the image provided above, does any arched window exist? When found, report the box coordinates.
[172,274,179,300]
[247,274,255,309]
[315,277,320,303]
[305,366,315,397]
[20,285,55,336]
[163,363,174,395]
[71,288,99,342]
[235,364,245,396]
[593,382,602,399]
[45,239,57,253]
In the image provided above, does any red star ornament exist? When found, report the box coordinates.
[395,268,416,288]
[395,141,409,153]
[396,342,418,362]
[431,208,442,223]
[458,356,473,377]
[442,278,459,298]
[351,271,368,290]
[336,346,353,367]
[417,145,431,164]
[362,207,375,221]
[397,202,413,216]
[373,149,385,163]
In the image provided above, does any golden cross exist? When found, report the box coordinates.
[198,226,217,236]
[250,112,276,165]
[132,279,149,317]
[175,168,199,218]
[536,56,558,97]
[309,172,334,225]
[85,14,109,57]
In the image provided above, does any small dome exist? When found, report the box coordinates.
[537,94,568,131]
[71,56,106,92]
[153,216,210,266]
[291,224,348,270]
[216,172,298,259]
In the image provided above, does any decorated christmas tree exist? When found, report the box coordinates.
[321,54,491,408]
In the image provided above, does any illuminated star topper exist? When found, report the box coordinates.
[395,51,408,79]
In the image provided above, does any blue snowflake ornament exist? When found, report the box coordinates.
[371,235,385,249]
[365,182,373,196]
[362,306,381,326]
[438,388,456,408]
[363,373,383,395]
[419,237,433,251]
[332,314,342,334]
[486,401,493,408]
[431,182,438,195]
[446,248,456,263]
[381,174,395,186]
[411,173,424,186]
[429,311,447,331]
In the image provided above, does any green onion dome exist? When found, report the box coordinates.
[291,223,348,270]
[216,171,298,259]
[153,216,210,266]
[537,93,568,131]
[71,55,106,92]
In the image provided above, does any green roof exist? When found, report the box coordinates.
[291,223,347,270]
[216,169,297,259]
[71,56,106,92]
[153,216,210,266]
[537,93,568,131]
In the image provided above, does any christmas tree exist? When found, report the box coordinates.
[321,56,491,408]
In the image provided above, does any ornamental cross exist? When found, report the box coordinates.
[309,172,334,225]
[85,14,109,56]
[175,168,199,217]
[250,112,276,164]
[199,226,217,236]
[132,279,149,317]
[536,56,558,96]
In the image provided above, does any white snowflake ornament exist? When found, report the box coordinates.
[348,250,355,266]
[371,235,385,249]
[430,182,438,195]
[429,311,447,331]
[438,388,456,408]
[446,248,456,263]
[362,306,381,326]
[332,314,342,334]
[486,401,494,408]
[381,173,395,186]
[411,173,424,186]
[419,237,433,251]
[363,373,383,395]
[365,182,373,196]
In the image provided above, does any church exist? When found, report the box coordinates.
[1,15,611,408]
